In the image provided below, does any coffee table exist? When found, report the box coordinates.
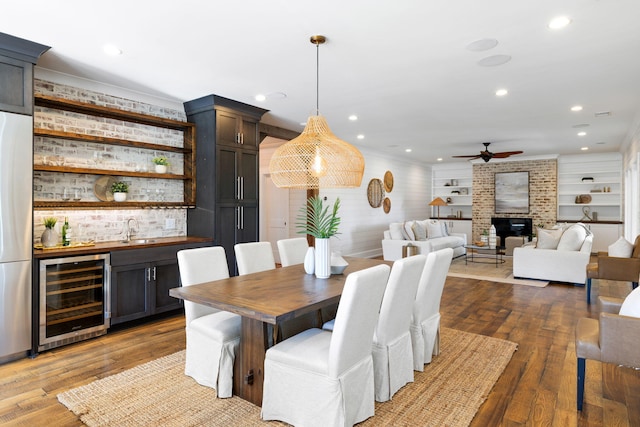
[464,244,505,267]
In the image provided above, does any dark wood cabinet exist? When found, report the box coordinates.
[109,242,210,325]
[184,95,267,275]
[216,109,260,149]
[110,262,148,324]
[0,33,49,114]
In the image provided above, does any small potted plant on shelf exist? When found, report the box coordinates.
[41,217,59,248]
[152,156,170,173]
[111,181,129,202]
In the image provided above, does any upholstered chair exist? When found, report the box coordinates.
[235,241,316,339]
[575,289,640,410]
[177,246,241,398]
[371,255,426,402]
[276,237,309,267]
[410,248,454,371]
[261,264,390,426]
[234,241,276,275]
[585,235,640,303]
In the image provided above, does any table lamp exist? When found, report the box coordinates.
[429,197,448,219]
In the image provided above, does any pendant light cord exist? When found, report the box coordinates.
[316,41,320,116]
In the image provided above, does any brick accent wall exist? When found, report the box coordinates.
[471,159,557,241]
[33,79,187,244]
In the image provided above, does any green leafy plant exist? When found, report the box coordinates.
[111,181,129,193]
[152,156,170,166]
[43,217,57,229]
[296,196,341,239]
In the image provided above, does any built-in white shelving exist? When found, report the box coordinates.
[431,163,473,219]
[557,153,622,222]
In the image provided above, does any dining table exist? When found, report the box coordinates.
[169,256,390,406]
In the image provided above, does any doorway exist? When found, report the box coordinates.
[262,174,289,263]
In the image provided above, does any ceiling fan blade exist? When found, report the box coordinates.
[492,150,524,158]
[452,155,482,159]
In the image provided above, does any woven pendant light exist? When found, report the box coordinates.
[269,35,365,189]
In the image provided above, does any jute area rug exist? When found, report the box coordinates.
[447,255,549,287]
[58,328,516,427]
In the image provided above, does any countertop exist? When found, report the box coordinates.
[33,235,213,259]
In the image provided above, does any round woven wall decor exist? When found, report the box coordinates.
[383,170,394,192]
[367,178,385,208]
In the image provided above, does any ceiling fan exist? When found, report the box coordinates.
[452,142,523,162]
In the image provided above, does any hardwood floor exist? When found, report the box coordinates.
[0,276,638,426]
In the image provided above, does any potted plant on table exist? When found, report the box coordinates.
[41,217,59,248]
[296,195,341,279]
[152,156,170,173]
[111,181,129,202]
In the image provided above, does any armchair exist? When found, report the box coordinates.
[575,294,640,411]
[585,235,640,303]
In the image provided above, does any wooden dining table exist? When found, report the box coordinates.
[169,256,389,406]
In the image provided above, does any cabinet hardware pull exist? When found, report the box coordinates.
[240,206,244,229]
[236,177,241,200]
[241,176,244,200]
[236,206,241,229]
[146,267,151,281]
[153,266,156,280]
[240,133,244,145]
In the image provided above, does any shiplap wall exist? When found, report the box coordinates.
[260,140,431,258]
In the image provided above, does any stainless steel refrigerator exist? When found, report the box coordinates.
[0,111,33,363]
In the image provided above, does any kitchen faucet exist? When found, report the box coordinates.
[125,218,138,242]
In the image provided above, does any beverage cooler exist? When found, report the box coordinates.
[38,254,110,351]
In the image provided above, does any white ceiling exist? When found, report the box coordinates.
[3,0,640,164]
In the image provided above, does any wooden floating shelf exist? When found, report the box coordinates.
[34,201,194,210]
[33,165,188,180]
[34,128,191,154]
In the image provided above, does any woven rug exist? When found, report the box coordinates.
[447,255,549,287]
[58,328,517,427]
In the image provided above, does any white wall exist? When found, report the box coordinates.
[260,142,432,258]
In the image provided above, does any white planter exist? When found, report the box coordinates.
[314,238,331,279]
[304,246,315,274]
[41,228,59,248]
[113,192,127,202]
[155,164,168,174]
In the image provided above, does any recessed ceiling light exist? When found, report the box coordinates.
[596,141,606,145]
[405,148,412,153]
[572,123,590,128]
[348,115,358,121]
[300,121,307,126]
[571,105,583,112]
[478,55,512,67]
[549,16,571,30]
[254,94,266,102]
[437,158,443,162]
[103,44,122,56]
[581,147,589,151]
[578,131,587,136]
[595,111,612,117]
[466,38,499,52]
[495,89,508,97]
[357,134,364,140]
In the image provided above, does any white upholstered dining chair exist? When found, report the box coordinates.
[234,241,276,275]
[261,264,391,427]
[410,247,453,371]
[177,246,241,398]
[372,254,426,402]
[277,237,309,267]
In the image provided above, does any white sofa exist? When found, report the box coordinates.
[513,223,593,284]
[382,219,466,261]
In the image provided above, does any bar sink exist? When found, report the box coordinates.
[121,239,157,244]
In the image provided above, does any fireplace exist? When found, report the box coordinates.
[491,217,533,243]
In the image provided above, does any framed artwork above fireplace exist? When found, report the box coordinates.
[495,171,529,214]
